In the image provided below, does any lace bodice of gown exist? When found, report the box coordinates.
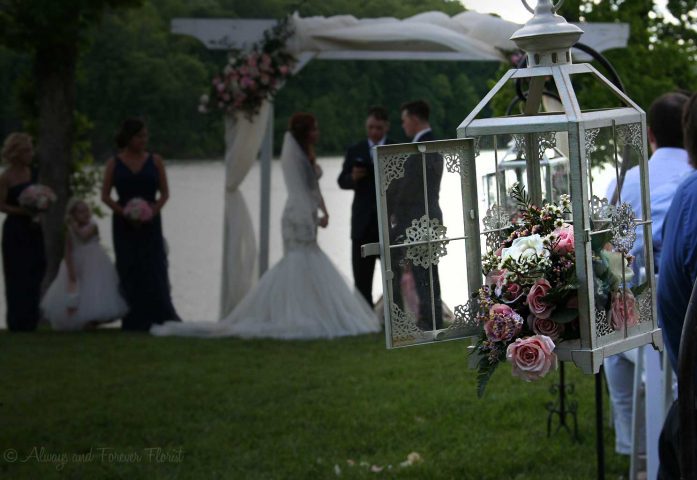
[280,133,321,251]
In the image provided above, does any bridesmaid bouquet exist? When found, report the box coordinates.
[18,184,57,217]
[123,198,154,223]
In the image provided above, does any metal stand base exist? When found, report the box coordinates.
[547,361,580,442]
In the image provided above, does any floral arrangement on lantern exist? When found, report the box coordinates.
[199,17,295,118]
[472,184,644,397]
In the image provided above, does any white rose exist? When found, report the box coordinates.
[501,234,549,263]
[600,250,634,284]
[199,94,209,104]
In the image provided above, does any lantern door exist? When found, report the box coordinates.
[373,139,480,348]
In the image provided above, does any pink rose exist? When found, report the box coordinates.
[526,278,555,319]
[527,315,564,341]
[551,224,575,255]
[247,54,258,67]
[611,290,639,331]
[506,335,557,381]
[279,65,290,75]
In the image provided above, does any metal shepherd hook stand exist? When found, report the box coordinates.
[510,0,637,476]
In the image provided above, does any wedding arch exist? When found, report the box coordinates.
[172,10,629,318]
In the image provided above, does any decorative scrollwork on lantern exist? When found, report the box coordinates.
[637,288,653,324]
[610,202,637,254]
[437,298,480,339]
[482,204,511,251]
[382,152,411,192]
[390,302,427,344]
[441,145,469,179]
[595,308,614,337]
[404,215,449,268]
[537,132,557,161]
[616,123,643,156]
[590,195,614,222]
[584,128,600,158]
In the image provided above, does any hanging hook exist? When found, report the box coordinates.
[521,0,565,14]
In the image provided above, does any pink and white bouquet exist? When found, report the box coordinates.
[199,18,295,118]
[18,184,57,214]
[472,184,644,396]
[123,198,154,223]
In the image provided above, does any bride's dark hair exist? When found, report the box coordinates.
[289,112,317,164]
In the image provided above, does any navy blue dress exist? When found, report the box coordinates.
[112,154,179,331]
[2,173,46,331]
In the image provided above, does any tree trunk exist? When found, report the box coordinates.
[35,45,76,288]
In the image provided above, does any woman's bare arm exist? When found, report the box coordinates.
[152,154,169,215]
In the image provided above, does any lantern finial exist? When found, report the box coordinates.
[511,0,583,68]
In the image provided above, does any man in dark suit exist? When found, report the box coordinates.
[338,106,393,307]
[391,99,444,330]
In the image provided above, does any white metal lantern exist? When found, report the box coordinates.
[373,0,662,375]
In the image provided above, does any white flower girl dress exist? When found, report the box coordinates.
[41,221,128,330]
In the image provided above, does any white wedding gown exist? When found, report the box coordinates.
[151,132,380,339]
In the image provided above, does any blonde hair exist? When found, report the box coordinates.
[65,197,90,223]
[1,132,33,165]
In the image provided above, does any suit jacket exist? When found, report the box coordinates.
[338,137,394,241]
[389,130,444,241]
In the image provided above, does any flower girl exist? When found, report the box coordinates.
[41,198,128,330]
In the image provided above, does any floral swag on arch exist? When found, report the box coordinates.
[200,17,296,318]
[199,17,296,118]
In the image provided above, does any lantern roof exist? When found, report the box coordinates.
[510,0,583,67]
[457,0,644,139]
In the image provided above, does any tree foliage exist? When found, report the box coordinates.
[0,0,695,160]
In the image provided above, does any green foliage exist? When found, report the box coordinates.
[1,0,695,159]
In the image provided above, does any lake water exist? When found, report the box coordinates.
[0,157,615,329]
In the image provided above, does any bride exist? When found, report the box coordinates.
[151,113,380,339]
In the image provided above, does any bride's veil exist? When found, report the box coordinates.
[280,131,319,217]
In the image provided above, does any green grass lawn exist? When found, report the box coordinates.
[0,331,628,479]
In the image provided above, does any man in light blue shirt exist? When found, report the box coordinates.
[604,92,692,457]
[657,92,697,480]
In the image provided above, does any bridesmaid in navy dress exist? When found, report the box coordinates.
[101,118,179,331]
[0,133,46,331]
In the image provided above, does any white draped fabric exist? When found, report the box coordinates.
[285,11,627,62]
[219,101,270,317]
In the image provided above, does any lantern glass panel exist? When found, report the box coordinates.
[569,72,631,111]
[386,238,475,347]
[584,122,654,346]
